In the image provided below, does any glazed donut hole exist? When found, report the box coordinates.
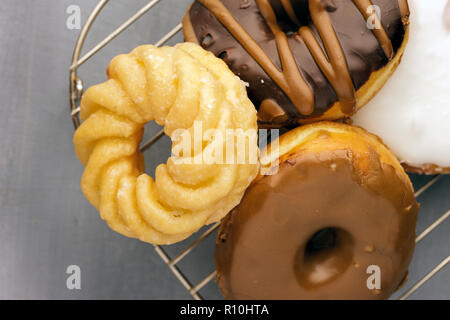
[296,227,354,289]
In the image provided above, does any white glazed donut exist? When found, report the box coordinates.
[353,0,450,174]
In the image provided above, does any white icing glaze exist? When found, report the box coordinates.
[353,0,450,168]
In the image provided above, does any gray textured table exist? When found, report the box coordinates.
[0,0,448,300]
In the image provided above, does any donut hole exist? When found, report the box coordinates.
[305,227,338,256]
[141,122,170,177]
[295,227,354,289]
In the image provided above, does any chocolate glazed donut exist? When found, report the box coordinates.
[215,122,419,299]
[183,0,410,127]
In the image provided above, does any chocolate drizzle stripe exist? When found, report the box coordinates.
[353,0,394,59]
[196,0,284,82]
[195,0,406,116]
[256,0,315,115]
[198,0,315,115]
[300,0,356,115]
[397,0,410,19]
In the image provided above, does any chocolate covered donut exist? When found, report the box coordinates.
[215,122,419,299]
[183,0,410,127]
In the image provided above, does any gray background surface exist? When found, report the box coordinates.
[0,0,448,300]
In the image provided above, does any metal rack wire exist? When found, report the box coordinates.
[69,0,449,300]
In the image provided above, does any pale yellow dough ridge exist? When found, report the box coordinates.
[73,43,259,244]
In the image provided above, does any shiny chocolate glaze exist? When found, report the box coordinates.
[184,0,409,127]
[215,148,418,299]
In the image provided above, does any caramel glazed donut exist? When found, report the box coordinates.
[183,0,410,127]
[215,122,419,300]
[73,43,259,245]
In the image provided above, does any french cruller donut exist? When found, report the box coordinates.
[73,43,259,245]
[184,0,411,127]
[215,122,419,299]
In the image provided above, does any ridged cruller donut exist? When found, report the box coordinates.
[215,122,419,299]
[73,42,259,245]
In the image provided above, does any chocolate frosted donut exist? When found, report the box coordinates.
[215,122,419,299]
[183,0,410,127]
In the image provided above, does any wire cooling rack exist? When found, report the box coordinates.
[69,0,449,300]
